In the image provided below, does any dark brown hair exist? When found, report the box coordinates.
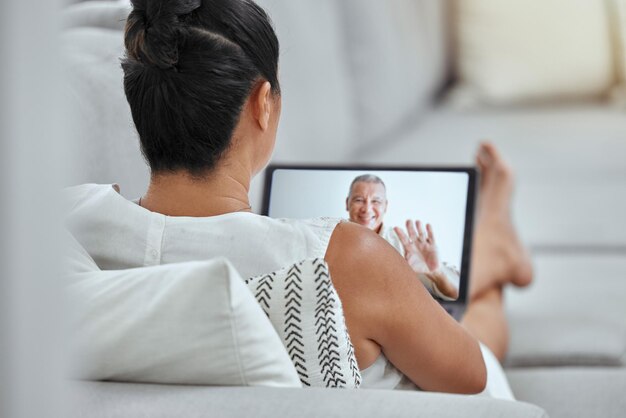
[122,0,280,176]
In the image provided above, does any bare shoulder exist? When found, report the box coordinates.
[325,221,387,267]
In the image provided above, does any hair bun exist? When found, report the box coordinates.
[122,0,281,174]
[125,0,202,70]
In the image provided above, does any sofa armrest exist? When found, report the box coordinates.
[69,381,549,418]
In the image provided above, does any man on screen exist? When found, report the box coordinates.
[346,174,460,300]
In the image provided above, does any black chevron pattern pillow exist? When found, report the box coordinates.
[246,258,361,388]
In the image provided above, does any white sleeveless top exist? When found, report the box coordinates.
[65,184,514,399]
[65,184,340,278]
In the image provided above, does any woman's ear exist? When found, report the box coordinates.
[255,81,273,131]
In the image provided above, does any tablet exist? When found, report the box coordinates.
[262,165,477,320]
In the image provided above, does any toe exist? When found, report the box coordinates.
[477,141,494,166]
[481,142,514,183]
[476,141,493,177]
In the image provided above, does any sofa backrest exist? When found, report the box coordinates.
[337,0,452,151]
[258,0,452,160]
[254,0,358,164]
[62,24,149,199]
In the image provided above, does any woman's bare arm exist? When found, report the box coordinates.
[325,222,486,394]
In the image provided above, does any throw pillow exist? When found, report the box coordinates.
[452,0,616,105]
[67,251,301,387]
[246,258,362,388]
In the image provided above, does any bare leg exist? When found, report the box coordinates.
[461,142,533,362]
[470,142,533,300]
[461,287,508,362]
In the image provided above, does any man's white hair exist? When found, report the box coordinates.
[347,174,386,198]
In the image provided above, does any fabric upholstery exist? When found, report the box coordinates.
[246,259,361,388]
[505,254,626,367]
[68,381,550,418]
[62,1,130,31]
[67,254,301,387]
[507,367,626,418]
[254,0,357,162]
[337,0,450,146]
[505,315,626,368]
[452,0,615,105]
[62,27,149,199]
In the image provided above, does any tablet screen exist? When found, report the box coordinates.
[264,167,476,303]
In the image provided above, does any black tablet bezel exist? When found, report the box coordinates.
[262,164,478,308]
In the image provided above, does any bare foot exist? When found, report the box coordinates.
[470,142,533,299]
[476,142,514,214]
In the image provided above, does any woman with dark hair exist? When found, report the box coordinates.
[68,0,532,397]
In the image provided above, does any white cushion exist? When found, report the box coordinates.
[505,254,626,367]
[246,258,362,388]
[507,368,626,418]
[452,0,616,105]
[67,247,301,387]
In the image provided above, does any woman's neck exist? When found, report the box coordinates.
[139,168,253,217]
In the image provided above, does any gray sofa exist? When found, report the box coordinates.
[63,1,626,417]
